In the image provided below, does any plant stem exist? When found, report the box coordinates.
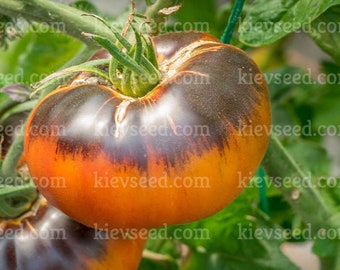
[257,166,269,214]
[0,98,16,119]
[261,135,331,233]
[0,0,114,46]
[145,0,153,6]
[0,124,38,219]
[0,126,25,180]
[221,0,245,44]
[145,0,178,34]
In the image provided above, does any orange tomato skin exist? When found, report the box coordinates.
[24,32,271,229]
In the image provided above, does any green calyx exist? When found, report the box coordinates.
[0,179,38,219]
[82,14,160,98]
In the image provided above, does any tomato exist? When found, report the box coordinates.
[24,32,271,229]
[0,197,147,270]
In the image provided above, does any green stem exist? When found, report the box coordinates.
[0,98,16,118]
[82,13,159,76]
[85,28,159,97]
[261,135,331,233]
[90,35,147,75]
[1,126,25,180]
[0,0,114,46]
[0,182,37,218]
[145,0,178,34]
[0,99,37,123]
[0,124,38,219]
[257,166,269,214]
[221,0,245,44]
[145,0,153,6]
[34,59,110,90]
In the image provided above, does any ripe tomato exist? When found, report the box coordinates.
[0,198,147,270]
[24,32,271,229]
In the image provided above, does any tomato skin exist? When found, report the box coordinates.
[24,32,271,229]
[0,199,146,270]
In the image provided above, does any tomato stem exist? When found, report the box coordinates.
[1,128,24,180]
[32,59,111,92]
[144,0,179,34]
[145,0,153,6]
[88,15,159,75]
[0,183,38,219]
[221,0,245,44]
[88,34,147,75]
[83,17,160,97]
[0,0,116,47]
[0,126,38,219]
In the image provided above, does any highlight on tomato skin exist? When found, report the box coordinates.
[24,31,271,230]
[0,198,147,270]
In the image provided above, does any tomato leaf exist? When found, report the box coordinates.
[312,212,340,264]
[183,239,299,270]
[312,62,340,128]
[308,5,340,64]
[161,186,299,269]
[0,30,82,87]
[239,0,340,46]
[312,237,338,259]
[170,0,217,35]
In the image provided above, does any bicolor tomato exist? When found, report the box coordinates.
[24,32,271,229]
[0,198,147,270]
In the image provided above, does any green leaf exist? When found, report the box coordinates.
[0,30,83,87]
[239,0,340,46]
[183,243,298,270]
[265,64,339,145]
[265,66,318,141]
[313,237,340,270]
[313,237,339,258]
[308,5,340,64]
[171,0,217,35]
[312,62,340,128]
[262,135,332,232]
[284,139,330,176]
[161,186,299,269]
